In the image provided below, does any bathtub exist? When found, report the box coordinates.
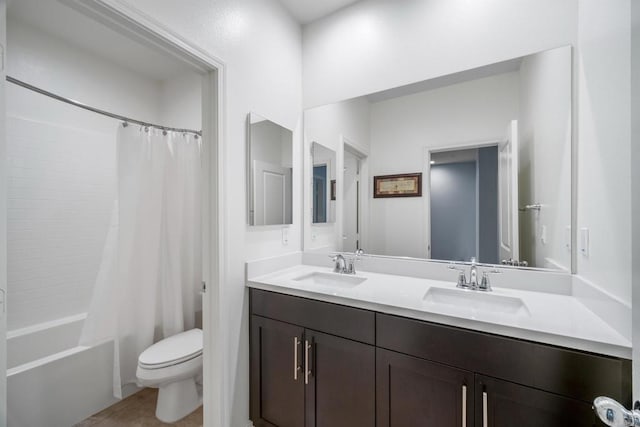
[7,314,135,427]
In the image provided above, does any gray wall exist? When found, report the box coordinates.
[478,146,499,264]
[431,162,477,261]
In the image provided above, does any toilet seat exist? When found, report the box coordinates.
[138,329,203,370]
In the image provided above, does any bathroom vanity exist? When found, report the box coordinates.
[247,262,631,427]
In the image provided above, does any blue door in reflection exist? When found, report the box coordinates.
[313,165,327,223]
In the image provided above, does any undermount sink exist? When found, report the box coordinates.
[292,272,367,288]
[423,287,530,316]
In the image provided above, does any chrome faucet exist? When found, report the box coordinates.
[332,254,347,273]
[468,258,478,289]
[331,249,364,275]
[448,258,499,292]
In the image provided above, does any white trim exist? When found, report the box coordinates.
[340,136,368,252]
[0,1,7,424]
[46,3,228,426]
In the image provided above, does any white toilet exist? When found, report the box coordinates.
[136,328,203,423]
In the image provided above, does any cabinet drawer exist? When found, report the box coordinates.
[250,289,375,344]
[377,313,631,404]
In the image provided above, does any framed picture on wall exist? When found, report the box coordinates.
[330,180,336,200]
[373,173,422,198]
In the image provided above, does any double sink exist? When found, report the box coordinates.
[291,271,530,317]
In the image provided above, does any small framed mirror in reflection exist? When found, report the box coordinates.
[246,112,293,226]
[311,142,337,224]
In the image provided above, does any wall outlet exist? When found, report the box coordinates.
[565,225,571,251]
[540,225,547,245]
[580,227,589,257]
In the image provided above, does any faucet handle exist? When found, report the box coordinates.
[480,269,501,291]
[449,264,468,288]
[456,271,468,288]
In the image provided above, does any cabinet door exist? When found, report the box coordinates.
[305,330,375,427]
[476,375,601,427]
[250,316,305,427]
[377,348,474,427]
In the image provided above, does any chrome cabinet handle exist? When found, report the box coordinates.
[483,391,488,427]
[304,339,312,385]
[462,385,467,427]
[293,337,301,380]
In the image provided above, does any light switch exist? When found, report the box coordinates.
[282,227,289,245]
[565,226,571,251]
[580,228,589,257]
[540,225,547,245]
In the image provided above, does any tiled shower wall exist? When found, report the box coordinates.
[6,114,116,330]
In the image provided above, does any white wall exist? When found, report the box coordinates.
[518,46,572,271]
[159,72,202,130]
[5,20,163,331]
[304,97,370,251]
[576,0,631,304]
[303,0,578,108]
[368,72,519,258]
[112,1,303,426]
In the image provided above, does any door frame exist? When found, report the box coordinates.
[423,139,501,261]
[5,1,228,426]
[338,136,369,252]
[0,0,7,424]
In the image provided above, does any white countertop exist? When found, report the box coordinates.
[247,264,632,359]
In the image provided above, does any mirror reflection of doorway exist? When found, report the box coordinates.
[430,146,499,264]
[343,150,361,251]
[313,165,328,223]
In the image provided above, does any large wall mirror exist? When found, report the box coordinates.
[303,46,572,271]
[311,142,337,224]
[247,112,293,226]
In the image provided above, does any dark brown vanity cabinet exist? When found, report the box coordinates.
[250,289,630,427]
[476,375,600,427]
[376,348,474,427]
[250,316,305,427]
[250,289,376,427]
[377,313,628,427]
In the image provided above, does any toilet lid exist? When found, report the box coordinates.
[138,328,203,369]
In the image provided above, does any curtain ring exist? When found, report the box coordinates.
[144,126,149,133]
[194,134,199,140]
[163,130,168,136]
[122,122,129,128]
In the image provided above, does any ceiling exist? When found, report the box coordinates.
[278,0,362,24]
[7,0,198,81]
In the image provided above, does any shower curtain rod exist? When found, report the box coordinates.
[5,76,202,137]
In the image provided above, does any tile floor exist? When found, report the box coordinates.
[74,388,203,427]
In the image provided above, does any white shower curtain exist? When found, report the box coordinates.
[80,125,202,398]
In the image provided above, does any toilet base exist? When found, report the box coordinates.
[155,378,202,423]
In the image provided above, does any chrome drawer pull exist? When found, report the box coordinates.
[462,385,467,427]
[293,337,301,380]
[304,339,312,385]
[483,391,488,427]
